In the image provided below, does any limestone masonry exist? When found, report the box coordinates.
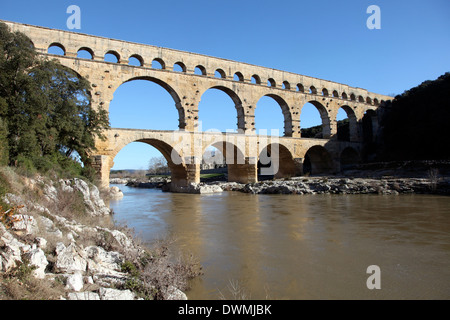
[2,20,392,191]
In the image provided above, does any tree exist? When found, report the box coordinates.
[0,22,110,172]
[148,156,169,175]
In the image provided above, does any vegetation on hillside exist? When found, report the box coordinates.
[0,22,110,180]
[378,72,450,161]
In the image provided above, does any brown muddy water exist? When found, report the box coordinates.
[109,184,450,299]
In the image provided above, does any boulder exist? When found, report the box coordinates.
[65,272,84,292]
[24,247,48,279]
[109,186,124,199]
[55,242,87,274]
[98,288,136,300]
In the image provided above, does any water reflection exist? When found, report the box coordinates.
[110,185,450,299]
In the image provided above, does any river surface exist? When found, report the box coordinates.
[109,184,450,300]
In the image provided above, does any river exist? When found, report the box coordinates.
[109,184,450,299]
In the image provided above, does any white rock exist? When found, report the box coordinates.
[66,272,84,291]
[12,214,38,234]
[84,246,123,275]
[35,237,47,249]
[99,288,136,300]
[68,292,100,300]
[24,248,48,279]
[55,242,87,274]
[166,286,188,300]
[109,186,124,199]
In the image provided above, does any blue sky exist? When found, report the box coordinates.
[2,0,449,170]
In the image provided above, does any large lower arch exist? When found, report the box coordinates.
[258,143,299,178]
[118,76,186,130]
[204,140,248,183]
[255,94,293,137]
[303,145,334,175]
[111,138,188,189]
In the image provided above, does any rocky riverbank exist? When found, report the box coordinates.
[1,172,197,300]
[113,175,450,196]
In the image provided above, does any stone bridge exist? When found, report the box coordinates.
[3,20,392,191]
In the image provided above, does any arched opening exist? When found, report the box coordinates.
[267,78,276,88]
[303,145,333,175]
[77,47,94,60]
[332,90,339,98]
[129,54,144,67]
[198,87,243,133]
[297,84,304,92]
[258,143,298,179]
[251,74,261,84]
[300,101,330,139]
[282,81,291,90]
[48,43,65,56]
[309,86,317,94]
[215,69,226,79]
[362,109,377,143]
[340,147,360,171]
[151,58,165,69]
[195,65,207,76]
[105,51,120,63]
[342,92,348,100]
[366,97,373,105]
[336,106,358,141]
[358,95,365,103]
[322,88,329,96]
[255,95,292,137]
[109,78,183,131]
[204,141,246,183]
[201,145,226,181]
[173,62,186,73]
[350,93,356,101]
[233,72,244,82]
[111,139,187,188]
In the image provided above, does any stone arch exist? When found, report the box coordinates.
[337,105,358,142]
[358,95,365,103]
[129,54,144,66]
[267,78,276,88]
[215,69,226,79]
[173,61,186,73]
[303,145,333,175]
[258,143,298,179]
[112,138,187,188]
[48,42,66,55]
[152,58,165,69]
[105,50,120,63]
[233,72,244,82]
[119,76,186,130]
[282,81,291,90]
[251,74,261,84]
[332,90,339,98]
[340,147,360,171]
[362,109,378,144]
[301,100,331,138]
[199,85,245,131]
[194,65,207,75]
[204,140,246,183]
[322,88,329,96]
[256,94,293,137]
[309,86,317,94]
[350,93,356,101]
[342,92,348,100]
[77,47,94,59]
[297,83,305,92]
